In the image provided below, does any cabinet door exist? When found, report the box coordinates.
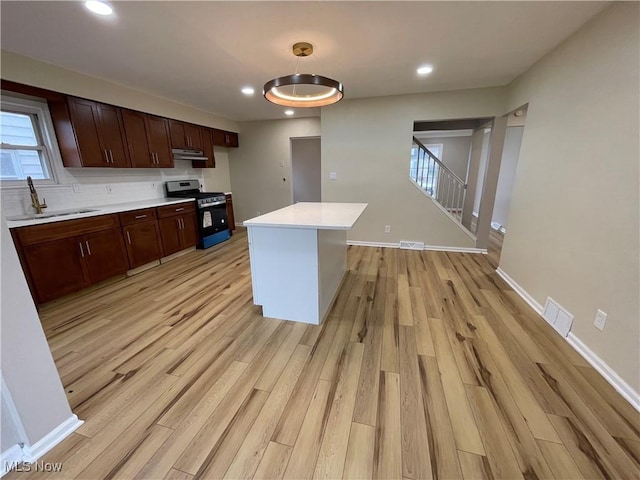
[168,119,188,149]
[158,217,182,256]
[123,222,163,268]
[83,228,128,283]
[145,115,173,168]
[180,213,199,248]
[192,127,216,168]
[122,109,154,167]
[97,103,130,167]
[184,123,203,150]
[68,97,109,167]
[226,131,239,148]
[23,236,89,303]
[225,195,235,231]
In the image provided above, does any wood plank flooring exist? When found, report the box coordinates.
[7,230,639,479]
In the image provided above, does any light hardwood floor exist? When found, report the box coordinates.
[7,230,639,479]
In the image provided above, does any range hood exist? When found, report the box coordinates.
[172,149,208,162]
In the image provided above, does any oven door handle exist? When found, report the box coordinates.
[207,200,227,206]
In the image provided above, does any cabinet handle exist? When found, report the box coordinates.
[175,207,184,212]
[85,240,91,256]
[108,150,114,164]
[134,214,147,219]
[126,231,131,244]
[180,218,184,229]
[187,136,191,147]
[104,149,110,164]
[79,242,84,258]
[150,152,155,165]
[225,134,229,144]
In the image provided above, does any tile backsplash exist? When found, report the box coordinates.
[1,167,206,216]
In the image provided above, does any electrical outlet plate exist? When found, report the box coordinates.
[384,225,391,233]
[72,184,81,193]
[105,185,113,194]
[594,309,607,331]
[329,172,337,180]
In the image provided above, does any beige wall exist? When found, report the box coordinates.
[228,118,321,223]
[292,137,322,203]
[493,126,524,228]
[1,215,75,446]
[415,135,472,180]
[321,88,505,246]
[202,149,232,193]
[501,3,639,390]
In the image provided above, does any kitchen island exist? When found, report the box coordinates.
[244,202,367,324]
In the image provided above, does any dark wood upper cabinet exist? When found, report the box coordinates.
[212,129,239,148]
[121,110,173,168]
[169,120,204,150]
[146,115,173,168]
[1,81,238,169]
[66,97,130,167]
[192,127,216,169]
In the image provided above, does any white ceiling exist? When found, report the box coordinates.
[0,1,607,122]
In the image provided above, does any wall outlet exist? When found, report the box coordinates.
[594,309,607,331]
[329,172,337,180]
[105,185,113,194]
[279,161,285,168]
[384,225,391,233]
[72,184,81,194]
[150,183,156,191]
[257,211,261,216]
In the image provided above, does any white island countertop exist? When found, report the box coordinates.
[244,202,368,230]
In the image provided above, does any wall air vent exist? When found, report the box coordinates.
[542,297,574,337]
[399,241,425,250]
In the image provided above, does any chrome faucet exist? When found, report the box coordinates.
[27,176,47,214]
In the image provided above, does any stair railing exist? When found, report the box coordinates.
[411,136,467,222]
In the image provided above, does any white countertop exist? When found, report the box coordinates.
[244,202,368,230]
[6,198,195,229]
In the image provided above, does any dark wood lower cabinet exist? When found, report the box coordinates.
[225,194,235,231]
[123,221,164,268]
[23,237,90,303]
[158,212,198,256]
[84,228,128,282]
[13,214,129,304]
[21,227,128,303]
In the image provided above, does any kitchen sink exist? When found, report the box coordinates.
[7,209,99,221]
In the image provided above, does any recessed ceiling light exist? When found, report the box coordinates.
[241,87,255,95]
[284,110,295,116]
[85,0,113,15]
[417,65,434,75]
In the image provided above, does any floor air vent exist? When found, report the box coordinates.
[399,241,425,250]
[542,297,574,337]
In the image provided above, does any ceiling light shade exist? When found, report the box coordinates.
[263,42,344,108]
[85,0,113,15]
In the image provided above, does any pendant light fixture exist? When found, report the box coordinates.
[263,42,344,108]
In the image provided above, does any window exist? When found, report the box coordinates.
[410,143,443,196]
[0,96,57,185]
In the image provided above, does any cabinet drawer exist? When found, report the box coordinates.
[119,208,157,226]
[15,214,120,247]
[157,202,195,219]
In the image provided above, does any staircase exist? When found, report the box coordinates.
[411,136,468,226]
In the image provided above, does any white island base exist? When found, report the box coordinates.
[245,203,367,325]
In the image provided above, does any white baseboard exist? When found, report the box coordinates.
[496,267,640,412]
[423,245,487,254]
[496,267,544,314]
[23,415,83,463]
[347,240,486,254]
[566,333,640,412]
[347,240,399,248]
[1,445,23,477]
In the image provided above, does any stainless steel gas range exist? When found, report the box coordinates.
[165,180,230,249]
